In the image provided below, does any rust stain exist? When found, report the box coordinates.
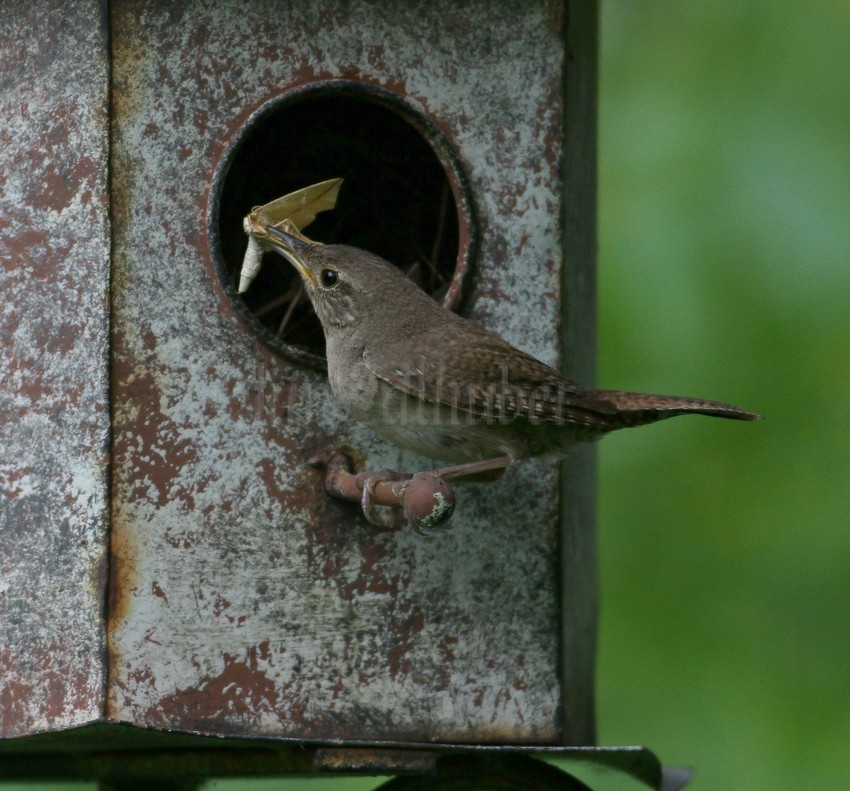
[24,153,101,214]
[151,580,169,604]
[106,524,139,661]
[386,608,427,679]
[144,653,281,728]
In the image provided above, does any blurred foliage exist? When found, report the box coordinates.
[595,2,849,789]
[591,5,849,791]
[4,1,847,790]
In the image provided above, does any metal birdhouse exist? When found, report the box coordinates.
[1,1,684,788]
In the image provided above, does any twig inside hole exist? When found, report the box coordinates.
[276,281,305,338]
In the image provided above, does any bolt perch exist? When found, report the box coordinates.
[308,452,511,532]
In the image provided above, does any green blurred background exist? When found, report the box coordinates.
[590,1,848,788]
[6,1,847,789]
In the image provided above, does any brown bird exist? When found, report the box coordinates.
[260,225,759,496]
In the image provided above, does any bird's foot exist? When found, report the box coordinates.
[357,469,406,528]
[308,451,457,532]
[306,452,513,532]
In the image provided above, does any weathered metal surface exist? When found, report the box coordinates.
[0,0,110,737]
[107,0,586,744]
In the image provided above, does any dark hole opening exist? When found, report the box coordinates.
[214,85,468,368]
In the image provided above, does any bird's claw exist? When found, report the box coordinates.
[310,450,459,532]
[359,469,405,528]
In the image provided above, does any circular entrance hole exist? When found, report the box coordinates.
[210,82,475,369]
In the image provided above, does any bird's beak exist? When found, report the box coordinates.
[262,225,317,286]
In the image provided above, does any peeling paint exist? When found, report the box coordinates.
[0,0,110,738]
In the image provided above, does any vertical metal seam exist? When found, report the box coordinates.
[559,0,600,746]
[101,0,116,724]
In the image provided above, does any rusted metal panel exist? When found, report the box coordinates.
[0,1,111,736]
[108,0,588,744]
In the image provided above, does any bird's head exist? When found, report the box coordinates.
[261,225,439,336]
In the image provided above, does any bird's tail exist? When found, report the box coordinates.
[592,390,761,429]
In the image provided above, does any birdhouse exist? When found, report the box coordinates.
[0,1,679,788]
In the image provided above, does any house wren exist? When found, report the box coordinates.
[260,226,758,479]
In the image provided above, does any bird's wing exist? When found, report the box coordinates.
[362,319,619,428]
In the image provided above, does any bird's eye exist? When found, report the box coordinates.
[320,268,339,288]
